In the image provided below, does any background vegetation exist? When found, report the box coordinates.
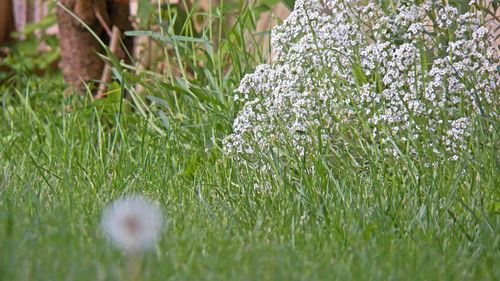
[0,0,499,280]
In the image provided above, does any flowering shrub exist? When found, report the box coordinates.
[223,0,499,172]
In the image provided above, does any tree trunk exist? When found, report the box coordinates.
[56,0,133,93]
[0,0,15,44]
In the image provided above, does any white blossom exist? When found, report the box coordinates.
[224,0,499,177]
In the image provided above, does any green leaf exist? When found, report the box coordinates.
[280,0,296,11]
[259,0,281,7]
[125,30,212,45]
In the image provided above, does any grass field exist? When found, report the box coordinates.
[1,0,499,280]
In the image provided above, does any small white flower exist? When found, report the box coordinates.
[102,196,163,252]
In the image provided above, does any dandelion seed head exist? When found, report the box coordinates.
[102,195,163,253]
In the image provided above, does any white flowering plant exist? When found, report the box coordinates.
[223,0,499,177]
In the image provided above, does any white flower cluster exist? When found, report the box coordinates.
[223,0,499,171]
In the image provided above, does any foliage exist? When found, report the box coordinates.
[0,12,61,92]
[0,0,499,280]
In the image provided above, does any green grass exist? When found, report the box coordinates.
[1,1,499,280]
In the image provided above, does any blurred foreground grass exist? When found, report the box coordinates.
[0,0,499,280]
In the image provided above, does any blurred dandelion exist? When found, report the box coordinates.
[102,195,163,253]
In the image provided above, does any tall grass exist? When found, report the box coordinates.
[0,0,499,280]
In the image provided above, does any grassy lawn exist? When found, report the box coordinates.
[1,0,499,280]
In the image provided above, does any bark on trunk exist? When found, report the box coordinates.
[0,0,15,44]
[57,0,133,93]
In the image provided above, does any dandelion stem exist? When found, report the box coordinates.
[125,252,142,281]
